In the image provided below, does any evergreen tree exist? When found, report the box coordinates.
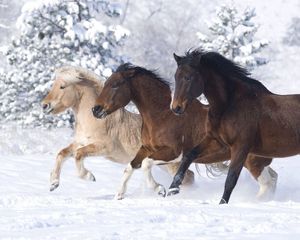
[197,4,268,69]
[0,0,129,128]
[283,17,300,46]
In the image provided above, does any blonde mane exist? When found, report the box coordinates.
[55,66,104,88]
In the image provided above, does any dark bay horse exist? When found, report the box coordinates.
[91,63,275,200]
[169,49,296,203]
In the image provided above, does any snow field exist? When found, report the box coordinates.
[1,127,300,239]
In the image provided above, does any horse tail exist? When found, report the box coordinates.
[195,161,230,178]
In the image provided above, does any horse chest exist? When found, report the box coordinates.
[141,125,159,145]
[206,114,222,135]
[206,114,234,146]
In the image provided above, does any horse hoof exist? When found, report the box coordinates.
[167,187,180,196]
[256,189,275,202]
[114,193,124,200]
[50,181,59,192]
[87,172,96,182]
[219,198,228,204]
[158,185,166,197]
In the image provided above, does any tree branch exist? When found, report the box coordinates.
[38,10,66,33]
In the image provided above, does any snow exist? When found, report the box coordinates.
[102,68,112,78]
[0,23,9,29]
[1,126,300,239]
[109,25,130,41]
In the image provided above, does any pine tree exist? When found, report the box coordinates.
[0,0,129,128]
[283,17,300,46]
[197,4,268,69]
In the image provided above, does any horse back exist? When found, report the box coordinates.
[253,93,300,157]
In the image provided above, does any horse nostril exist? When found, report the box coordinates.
[172,105,183,115]
[175,106,181,112]
[92,105,103,115]
[42,103,53,113]
[43,103,49,110]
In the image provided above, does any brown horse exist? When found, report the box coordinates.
[91,63,276,200]
[169,49,293,204]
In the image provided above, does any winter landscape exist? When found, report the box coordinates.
[1,0,300,239]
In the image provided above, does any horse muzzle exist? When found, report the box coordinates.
[171,105,184,115]
[92,105,108,119]
[171,98,188,115]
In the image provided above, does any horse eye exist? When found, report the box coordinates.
[112,81,125,89]
[184,76,192,81]
[60,85,66,89]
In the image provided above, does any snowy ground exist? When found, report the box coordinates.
[1,127,300,239]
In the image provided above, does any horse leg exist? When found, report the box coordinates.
[115,146,150,200]
[167,136,222,196]
[50,143,74,191]
[256,166,277,200]
[244,155,277,201]
[75,144,100,181]
[141,158,166,197]
[220,145,250,204]
[165,163,195,185]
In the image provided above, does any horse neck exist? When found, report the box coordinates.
[203,72,231,115]
[129,75,171,120]
[105,109,142,154]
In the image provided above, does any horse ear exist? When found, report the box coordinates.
[173,53,183,65]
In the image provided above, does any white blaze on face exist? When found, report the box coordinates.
[170,91,175,110]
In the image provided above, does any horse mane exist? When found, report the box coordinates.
[55,66,104,88]
[116,63,170,88]
[105,108,142,152]
[183,49,270,93]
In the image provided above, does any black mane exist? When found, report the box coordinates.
[182,49,270,93]
[116,63,170,87]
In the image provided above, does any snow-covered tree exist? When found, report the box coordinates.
[0,0,129,128]
[197,4,268,69]
[0,0,26,46]
[283,17,300,46]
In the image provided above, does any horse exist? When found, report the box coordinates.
[42,66,195,191]
[169,49,288,204]
[91,63,276,200]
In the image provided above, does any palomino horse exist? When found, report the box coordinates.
[170,50,285,203]
[42,66,194,191]
[91,63,276,200]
